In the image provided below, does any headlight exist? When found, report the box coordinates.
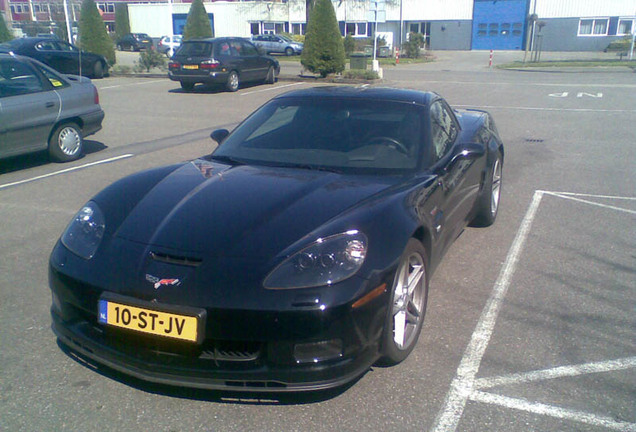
[61,201,105,259]
[264,231,367,289]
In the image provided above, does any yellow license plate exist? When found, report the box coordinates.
[183,65,199,70]
[98,299,200,342]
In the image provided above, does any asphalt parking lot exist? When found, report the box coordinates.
[0,54,634,432]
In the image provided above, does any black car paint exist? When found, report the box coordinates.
[1,38,108,79]
[49,87,503,391]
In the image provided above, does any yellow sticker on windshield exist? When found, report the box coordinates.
[49,79,63,87]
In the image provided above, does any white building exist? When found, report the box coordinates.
[128,0,636,52]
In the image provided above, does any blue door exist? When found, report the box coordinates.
[472,0,528,50]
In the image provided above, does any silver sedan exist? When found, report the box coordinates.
[0,53,104,162]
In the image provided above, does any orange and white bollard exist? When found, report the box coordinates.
[489,49,493,68]
[396,47,400,64]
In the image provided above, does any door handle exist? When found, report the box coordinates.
[45,102,55,108]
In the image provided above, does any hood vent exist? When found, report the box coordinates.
[149,251,202,267]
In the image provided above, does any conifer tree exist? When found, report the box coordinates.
[183,0,213,40]
[301,0,345,77]
[115,3,131,41]
[79,0,116,64]
[0,12,13,42]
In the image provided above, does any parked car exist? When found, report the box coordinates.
[0,37,109,79]
[251,34,303,55]
[117,33,153,52]
[168,37,279,92]
[49,86,503,392]
[0,53,104,162]
[157,35,182,57]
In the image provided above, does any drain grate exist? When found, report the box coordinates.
[525,138,545,143]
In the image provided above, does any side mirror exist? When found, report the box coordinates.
[210,129,230,144]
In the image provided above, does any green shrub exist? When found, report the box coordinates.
[136,49,166,72]
[78,0,116,64]
[183,0,213,40]
[0,12,13,42]
[344,34,355,57]
[301,0,345,78]
[342,69,379,80]
[403,32,424,59]
[115,3,131,41]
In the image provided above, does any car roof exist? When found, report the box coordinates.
[274,86,438,106]
[182,37,248,44]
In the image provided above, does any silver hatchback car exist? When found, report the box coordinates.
[0,53,104,162]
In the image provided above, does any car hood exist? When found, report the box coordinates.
[113,159,399,259]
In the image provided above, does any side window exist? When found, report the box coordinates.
[36,65,68,89]
[429,101,458,162]
[229,41,242,57]
[241,41,258,56]
[0,59,46,97]
[35,41,57,51]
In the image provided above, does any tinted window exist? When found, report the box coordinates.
[0,58,46,97]
[213,98,423,173]
[430,100,458,162]
[178,42,213,57]
[241,41,258,56]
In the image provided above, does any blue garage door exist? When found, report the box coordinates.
[472,0,528,50]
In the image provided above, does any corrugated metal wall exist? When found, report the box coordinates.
[531,0,636,18]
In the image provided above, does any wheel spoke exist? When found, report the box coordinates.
[407,263,424,295]
[406,299,420,323]
[393,311,406,346]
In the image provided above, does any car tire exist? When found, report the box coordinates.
[48,123,83,162]
[180,82,195,92]
[470,152,503,227]
[264,66,275,84]
[285,47,294,56]
[92,61,104,79]
[379,238,428,365]
[226,71,239,92]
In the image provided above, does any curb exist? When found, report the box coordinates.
[108,72,382,85]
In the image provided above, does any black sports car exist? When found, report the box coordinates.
[0,37,108,79]
[49,87,504,392]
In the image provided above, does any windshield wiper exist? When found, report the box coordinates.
[209,154,246,166]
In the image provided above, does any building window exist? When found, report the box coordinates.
[344,22,366,37]
[263,22,286,35]
[291,23,306,35]
[617,19,634,36]
[250,22,260,35]
[578,18,609,36]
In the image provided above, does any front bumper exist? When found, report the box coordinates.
[49,261,392,392]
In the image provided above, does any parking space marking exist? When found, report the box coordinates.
[99,80,166,90]
[454,105,636,113]
[432,190,636,431]
[0,154,133,191]
[431,190,544,432]
[470,391,636,431]
[543,191,636,215]
[474,357,636,389]
[240,82,305,96]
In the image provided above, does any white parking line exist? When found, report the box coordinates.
[431,190,544,432]
[100,80,166,90]
[240,82,305,96]
[470,391,636,431]
[543,191,636,215]
[475,357,636,389]
[454,105,636,113]
[0,154,134,190]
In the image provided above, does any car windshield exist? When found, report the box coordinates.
[211,97,424,174]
